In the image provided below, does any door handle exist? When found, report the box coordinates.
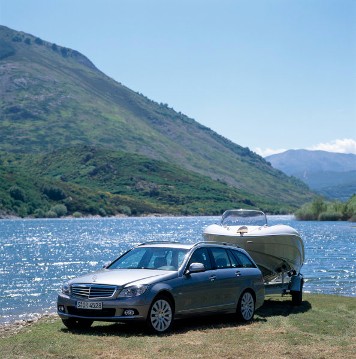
[209,275,216,281]
[235,271,241,277]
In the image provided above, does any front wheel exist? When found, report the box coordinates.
[237,291,255,322]
[147,296,174,334]
[62,318,93,330]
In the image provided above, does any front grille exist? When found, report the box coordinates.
[71,284,117,299]
[67,307,116,317]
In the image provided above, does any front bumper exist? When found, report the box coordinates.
[57,293,152,322]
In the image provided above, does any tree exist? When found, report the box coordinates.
[9,186,26,202]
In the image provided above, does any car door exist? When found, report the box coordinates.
[231,248,264,293]
[174,247,219,315]
[208,247,246,310]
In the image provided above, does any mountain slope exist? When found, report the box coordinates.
[266,150,356,200]
[0,25,313,211]
[1,146,269,217]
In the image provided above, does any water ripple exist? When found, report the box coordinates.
[0,216,355,324]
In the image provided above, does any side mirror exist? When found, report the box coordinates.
[186,262,205,275]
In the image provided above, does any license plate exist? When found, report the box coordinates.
[76,301,103,310]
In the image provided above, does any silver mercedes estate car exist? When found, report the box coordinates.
[57,241,265,333]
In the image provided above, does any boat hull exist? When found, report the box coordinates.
[203,224,304,282]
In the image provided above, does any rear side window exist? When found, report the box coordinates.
[210,247,231,268]
[231,250,256,268]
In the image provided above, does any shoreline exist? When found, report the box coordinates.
[0,313,57,338]
[2,293,356,336]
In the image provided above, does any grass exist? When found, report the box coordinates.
[1,294,355,358]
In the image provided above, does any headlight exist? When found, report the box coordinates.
[62,283,71,295]
[118,284,149,298]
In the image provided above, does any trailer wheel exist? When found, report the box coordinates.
[291,289,302,305]
[291,277,304,306]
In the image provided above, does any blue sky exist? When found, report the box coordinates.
[1,0,355,155]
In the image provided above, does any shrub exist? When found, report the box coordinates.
[118,205,131,216]
[12,35,23,42]
[60,47,69,57]
[72,211,82,218]
[42,185,66,200]
[34,208,45,218]
[51,204,67,217]
[98,208,107,217]
[46,210,57,218]
[295,208,316,221]
[34,38,44,45]
[318,212,343,221]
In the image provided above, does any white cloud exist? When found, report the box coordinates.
[254,138,356,157]
[308,138,356,154]
[253,147,287,157]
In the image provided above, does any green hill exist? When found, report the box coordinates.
[0,25,313,217]
[0,146,277,217]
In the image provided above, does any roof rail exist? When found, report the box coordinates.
[137,240,241,249]
[138,240,182,246]
[193,241,241,248]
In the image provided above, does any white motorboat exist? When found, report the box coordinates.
[203,209,305,282]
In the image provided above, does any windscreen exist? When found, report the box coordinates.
[221,210,267,227]
[108,247,189,271]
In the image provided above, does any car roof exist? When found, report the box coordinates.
[138,242,194,250]
[137,241,242,251]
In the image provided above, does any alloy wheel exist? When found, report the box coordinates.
[149,298,173,333]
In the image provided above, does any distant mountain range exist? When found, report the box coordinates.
[0,25,313,217]
[266,150,356,201]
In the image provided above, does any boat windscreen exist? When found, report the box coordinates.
[221,209,267,227]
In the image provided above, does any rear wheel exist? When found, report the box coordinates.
[62,318,93,330]
[237,291,255,322]
[147,296,174,334]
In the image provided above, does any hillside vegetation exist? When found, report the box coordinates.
[0,25,314,216]
[0,146,287,218]
[295,195,356,221]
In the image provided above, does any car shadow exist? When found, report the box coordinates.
[60,298,312,337]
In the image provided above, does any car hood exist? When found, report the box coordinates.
[69,269,176,287]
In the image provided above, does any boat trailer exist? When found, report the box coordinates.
[264,269,304,305]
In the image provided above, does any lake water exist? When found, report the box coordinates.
[0,216,355,324]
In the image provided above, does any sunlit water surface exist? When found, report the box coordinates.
[0,216,355,324]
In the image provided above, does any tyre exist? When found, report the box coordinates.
[291,277,303,306]
[291,290,303,306]
[147,296,174,334]
[62,318,93,330]
[236,291,255,322]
